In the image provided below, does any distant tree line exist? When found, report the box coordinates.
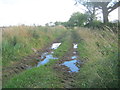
[45,0,119,32]
[54,12,88,28]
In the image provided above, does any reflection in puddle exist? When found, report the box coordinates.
[37,54,58,67]
[60,43,80,72]
[37,43,61,67]
[62,60,79,72]
[51,43,61,49]
[73,43,78,49]
[71,56,77,59]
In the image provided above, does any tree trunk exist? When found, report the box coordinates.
[102,6,109,23]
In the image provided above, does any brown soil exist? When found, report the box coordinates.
[3,31,83,88]
[2,35,64,85]
[52,44,82,88]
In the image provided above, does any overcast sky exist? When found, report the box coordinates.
[0,0,119,26]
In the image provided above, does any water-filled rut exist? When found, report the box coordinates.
[37,43,61,67]
[2,42,62,85]
[36,43,82,73]
[59,43,82,73]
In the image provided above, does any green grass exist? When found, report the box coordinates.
[4,65,63,88]
[2,26,67,67]
[3,26,118,88]
[53,31,73,58]
[3,31,72,88]
[73,27,118,88]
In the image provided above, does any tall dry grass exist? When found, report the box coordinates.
[74,27,118,88]
[2,25,66,67]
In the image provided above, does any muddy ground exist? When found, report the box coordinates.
[53,43,83,88]
[3,31,83,88]
[2,34,64,85]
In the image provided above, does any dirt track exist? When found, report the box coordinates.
[52,32,83,88]
[3,31,83,88]
[2,33,65,85]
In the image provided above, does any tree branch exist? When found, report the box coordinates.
[108,1,120,13]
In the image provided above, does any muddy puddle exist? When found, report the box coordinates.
[36,43,81,73]
[2,42,62,84]
[30,43,81,73]
[71,56,77,59]
[61,43,81,72]
[37,43,61,67]
[37,54,58,67]
[62,60,79,72]
[61,55,80,72]
[73,43,78,49]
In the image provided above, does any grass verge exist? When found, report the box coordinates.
[74,27,118,88]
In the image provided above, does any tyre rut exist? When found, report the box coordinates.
[2,32,67,85]
[53,30,82,88]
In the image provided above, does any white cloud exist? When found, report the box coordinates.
[0,0,119,26]
[0,0,82,26]
[109,8,119,22]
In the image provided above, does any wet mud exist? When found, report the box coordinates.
[53,43,83,88]
[2,35,64,85]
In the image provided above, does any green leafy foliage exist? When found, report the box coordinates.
[68,12,88,27]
